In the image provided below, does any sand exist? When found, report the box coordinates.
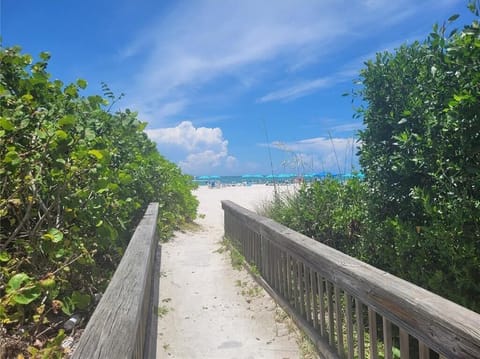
[156,184,301,358]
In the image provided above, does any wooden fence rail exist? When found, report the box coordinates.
[222,200,480,359]
[73,202,159,359]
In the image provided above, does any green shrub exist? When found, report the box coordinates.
[0,45,198,353]
[264,177,368,257]
[265,2,480,313]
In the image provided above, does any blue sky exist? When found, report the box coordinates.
[1,0,475,175]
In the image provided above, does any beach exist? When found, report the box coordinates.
[156,184,305,358]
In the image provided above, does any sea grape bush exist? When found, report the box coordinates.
[356,3,480,311]
[0,45,198,354]
[266,3,480,313]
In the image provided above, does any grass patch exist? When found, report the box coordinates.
[235,280,263,299]
[216,237,245,270]
[156,305,171,318]
[179,220,203,233]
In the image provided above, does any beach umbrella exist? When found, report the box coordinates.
[197,175,210,180]
[209,175,220,179]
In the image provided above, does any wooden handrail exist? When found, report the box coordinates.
[222,200,480,359]
[73,202,159,359]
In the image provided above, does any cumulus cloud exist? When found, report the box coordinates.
[145,121,236,175]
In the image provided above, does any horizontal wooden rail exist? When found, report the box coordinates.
[222,200,480,359]
[73,202,159,359]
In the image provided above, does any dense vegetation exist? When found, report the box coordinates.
[265,4,480,313]
[0,45,198,357]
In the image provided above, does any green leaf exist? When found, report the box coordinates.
[71,291,91,310]
[13,286,41,305]
[42,228,64,243]
[85,128,95,140]
[58,115,76,127]
[88,149,103,160]
[64,84,78,97]
[77,78,88,89]
[0,117,14,131]
[0,251,10,262]
[61,298,74,316]
[21,94,33,102]
[7,273,30,292]
[4,150,20,165]
[448,14,460,22]
[55,130,68,140]
[39,51,51,61]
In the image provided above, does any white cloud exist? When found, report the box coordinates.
[269,136,361,173]
[145,121,236,175]
[257,68,361,103]
[121,0,437,122]
[258,77,334,103]
[330,122,365,133]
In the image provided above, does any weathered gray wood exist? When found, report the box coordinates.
[318,275,326,337]
[279,250,285,297]
[311,270,319,330]
[276,246,282,292]
[293,259,300,310]
[73,203,159,359]
[287,255,292,303]
[222,200,480,358]
[383,317,392,359]
[298,260,306,317]
[271,243,277,289]
[368,307,378,359]
[305,266,312,324]
[326,281,335,345]
[281,252,287,298]
[334,285,344,356]
[400,328,410,359]
[356,300,365,359]
[346,294,354,359]
[419,341,430,359]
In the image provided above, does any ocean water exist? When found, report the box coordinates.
[193,175,274,186]
[193,173,363,186]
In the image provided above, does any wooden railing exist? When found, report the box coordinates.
[222,200,480,359]
[73,202,159,359]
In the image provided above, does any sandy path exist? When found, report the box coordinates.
[156,185,300,358]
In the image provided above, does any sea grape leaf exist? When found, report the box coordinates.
[7,273,30,292]
[88,149,103,160]
[42,228,64,243]
[71,291,91,310]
